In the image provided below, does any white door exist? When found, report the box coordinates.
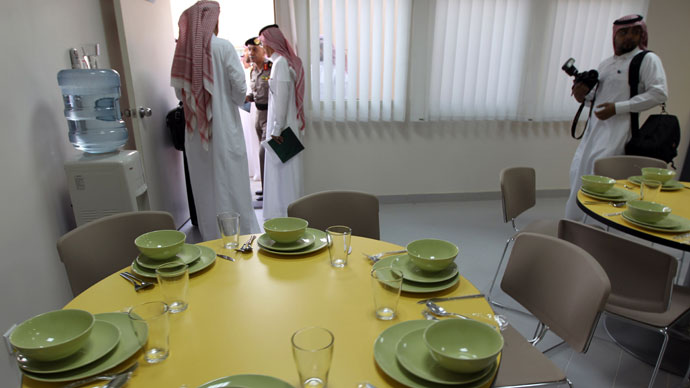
[113,0,189,228]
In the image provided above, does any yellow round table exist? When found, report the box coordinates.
[22,235,498,388]
[577,180,690,251]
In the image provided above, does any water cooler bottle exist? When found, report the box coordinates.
[58,68,150,225]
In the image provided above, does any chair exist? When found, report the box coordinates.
[593,155,667,179]
[488,167,559,307]
[287,190,380,239]
[558,219,690,388]
[493,232,611,387]
[57,211,175,296]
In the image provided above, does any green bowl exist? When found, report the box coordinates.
[263,217,308,243]
[423,318,503,374]
[627,199,671,223]
[581,175,615,194]
[134,230,186,260]
[10,309,95,362]
[641,167,675,183]
[406,239,458,273]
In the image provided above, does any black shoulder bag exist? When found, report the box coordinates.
[165,101,186,151]
[624,50,680,167]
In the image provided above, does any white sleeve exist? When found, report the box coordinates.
[615,53,668,114]
[270,60,291,137]
[225,44,247,107]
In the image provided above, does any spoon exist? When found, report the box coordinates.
[235,235,256,253]
[583,201,626,207]
[421,309,439,321]
[425,301,507,330]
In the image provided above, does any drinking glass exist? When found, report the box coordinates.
[128,301,169,364]
[291,327,334,388]
[156,262,189,313]
[641,179,662,202]
[370,267,404,320]
[326,226,351,268]
[218,212,240,249]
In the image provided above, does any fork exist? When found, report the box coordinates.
[235,235,256,253]
[120,272,154,291]
[362,250,407,263]
[62,362,138,388]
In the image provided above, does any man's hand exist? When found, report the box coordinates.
[245,95,254,103]
[594,102,616,120]
[571,82,590,103]
[271,135,284,144]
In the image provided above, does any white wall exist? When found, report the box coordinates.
[301,0,690,197]
[0,0,116,382]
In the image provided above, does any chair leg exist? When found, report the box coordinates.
[488,236,514,305]
[648,330,669,388]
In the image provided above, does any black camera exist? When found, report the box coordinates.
[562,58,599,90]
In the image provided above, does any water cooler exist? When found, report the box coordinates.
[64,151,149,226]
[58,65,149,225]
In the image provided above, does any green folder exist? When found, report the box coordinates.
[267,127,304,163]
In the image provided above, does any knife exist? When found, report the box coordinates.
[416,293,485,304]
[105,371,132,388]
[216,253,235,262]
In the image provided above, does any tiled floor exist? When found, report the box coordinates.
[182,193,690,388]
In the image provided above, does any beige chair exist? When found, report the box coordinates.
[287,190,380,239]
[489,167,559,307]
[593,155,667,179]
[57,211,175,296]
[558,219,690,388]
[494,232,611,387]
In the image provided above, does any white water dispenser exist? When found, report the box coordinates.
[64,150,149,226]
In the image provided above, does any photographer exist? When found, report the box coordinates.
[565,14,668,221]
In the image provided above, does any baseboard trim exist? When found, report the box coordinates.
[377,189,569,204]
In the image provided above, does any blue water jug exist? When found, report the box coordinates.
[57,69,128,154]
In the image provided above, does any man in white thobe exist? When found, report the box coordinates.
[171,1,260,239]
[565,14,668,221]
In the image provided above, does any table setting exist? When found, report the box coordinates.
[19,215,503,388]
[578,168,690,243]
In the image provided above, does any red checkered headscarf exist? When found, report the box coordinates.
[259,25,306,131]
[612,14,648,52]
[171,1,220,147]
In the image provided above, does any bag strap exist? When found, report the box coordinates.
[628,50,651,133]
[571,84,598,140]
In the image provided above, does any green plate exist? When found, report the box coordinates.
[387,254,459,283]
[580,187,639,201]
[19,320,120,374]
[131,245,216,278]
[374,320,498,388]
[21,312,147,383]
[627,176,684,191]
[136,244,202,269]
[396,328,494,385]
[257,231,315,252]
[259,228,328,256]
[621,211,690,233]
[197,374,292,388]
[374,257,460,293]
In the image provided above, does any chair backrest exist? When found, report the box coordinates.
[500,167,536,223]
[558,219,676,313]
[287,190,380,239]
[57,211,175,296]
[501,233,610,353]
[593,155,668,179]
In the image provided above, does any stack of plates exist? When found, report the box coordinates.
[373,255,460,293]
[374,320,498,387]
[20,312,147,383]
[198,374,292,387]
[621,210,690,233]
[580,186,638,201]
[257,227,328,256]
[627,176,684,191]
[130,244,216,278]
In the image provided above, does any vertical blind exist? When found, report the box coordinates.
[427,0,649,121]
[309,0,412,122]
[303,0,648,123]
